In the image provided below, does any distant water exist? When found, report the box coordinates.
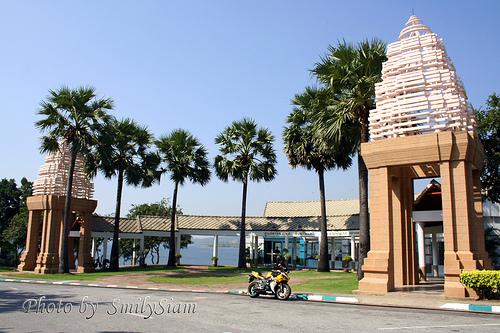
[117,240,239,266]
[180,244,239,266]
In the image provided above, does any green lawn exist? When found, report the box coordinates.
[0,266,17,272]
[293,275,359,294]
[2,265,186,281]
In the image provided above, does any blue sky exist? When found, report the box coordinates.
[1,1,499,217]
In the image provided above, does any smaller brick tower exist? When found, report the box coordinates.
[18,142,97,273]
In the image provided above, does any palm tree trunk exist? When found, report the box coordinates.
[358,110,370,280]
[59,148,77,274]
[357,153,369,280]
[109,168,124,272]
[238,174,248,269]
[167,180,179,267]
[317,168,330,272]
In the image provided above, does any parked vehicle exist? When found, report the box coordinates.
[247,269,291,300]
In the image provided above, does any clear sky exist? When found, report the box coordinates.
[1,1,499,217]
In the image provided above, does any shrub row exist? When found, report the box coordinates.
[460,270,500,299]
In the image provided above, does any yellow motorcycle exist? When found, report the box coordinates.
[247,269,291,300]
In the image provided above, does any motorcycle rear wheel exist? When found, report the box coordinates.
[248,282,260,298]
[275,283,291,300]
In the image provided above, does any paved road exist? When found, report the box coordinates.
[1,282,499,332]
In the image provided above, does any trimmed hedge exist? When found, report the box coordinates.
[460,270,500,299]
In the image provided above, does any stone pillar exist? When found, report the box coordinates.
[213,235,219,258]
[303,238,308,267]
[441,160,492,297]
[132,239,137,266]
[253,235,259,266]
[416,222,426,280]
[330,237,335,270]
[358,166,394,293]
[68,236,76,269]
[350,235,356,261]
[249,234,254,260]
[76,203,96,273]
[17,209,42,271]
[103,237,108,262]
[431,233,439,277]
[34,196,65,274]
[139,236,145,266]
[91,238,96,261]
[293,237,297,268]
[391,168,417,286]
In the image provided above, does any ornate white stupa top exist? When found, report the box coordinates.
[369,16,476,141]
[398,15,433,40]
[32,141,94,199]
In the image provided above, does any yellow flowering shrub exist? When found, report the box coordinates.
[460,270,500,299]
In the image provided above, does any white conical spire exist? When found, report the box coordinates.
[369,16,476,141]
[398,15,433,40]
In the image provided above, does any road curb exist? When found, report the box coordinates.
[291,294,359,303]
[440,303,500,314]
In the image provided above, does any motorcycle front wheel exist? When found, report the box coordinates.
[275,283,291,300]
[248,282,260,298]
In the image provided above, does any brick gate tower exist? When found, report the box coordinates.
[357,16,492,297]
[18,142,97,273]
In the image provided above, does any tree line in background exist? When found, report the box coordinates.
[0,178,32,267]
[475,93,500,265]
[3,41,499,275]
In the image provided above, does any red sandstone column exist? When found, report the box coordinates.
[358,166,394,294]
[17,210,42,271]
[390,167,417,286]
[441,160,491,297]
[77,207,96,273]
[35,196,64,274]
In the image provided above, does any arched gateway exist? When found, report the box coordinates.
[357,16,492,298]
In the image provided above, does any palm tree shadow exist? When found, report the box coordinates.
[0,286,75,315]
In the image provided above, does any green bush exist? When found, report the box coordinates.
[342,255,353,262]
[460,270,500,300]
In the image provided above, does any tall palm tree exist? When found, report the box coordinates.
[215,118,277,268]
[284,86,356,272]
[87,118,160,271]
[156,129,211,267]
[311,39,387,279]
[35,86,114,273]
